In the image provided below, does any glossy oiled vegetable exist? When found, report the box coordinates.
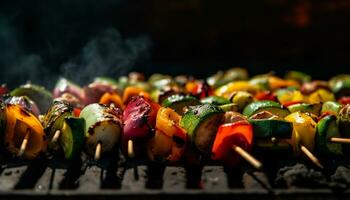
[243,100,290,118]
[249,119,293,139]
[11,84,53,114]
[4,104,47,159]
[4,96,40,117]
[43,101,73,143]
[122,96,160,157]
[162,94,200,115]
[337,104,350,154]
[285,112,316,155]
[99,92,124,109]
[315,115,342,156]
[287,103,321,116]
[80,103,122,157]
[212,121,253,167]
[147,107,187,163]
[180,104,224,154]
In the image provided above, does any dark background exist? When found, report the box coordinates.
[1,0,350,88]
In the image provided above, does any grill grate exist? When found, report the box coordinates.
[0,151,349,200]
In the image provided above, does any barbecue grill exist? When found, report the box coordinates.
[1,1,350,199]
[0,151,348,200]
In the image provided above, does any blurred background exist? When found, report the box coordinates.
[1,0,350,88]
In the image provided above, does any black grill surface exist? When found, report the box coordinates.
[0,152,349,200]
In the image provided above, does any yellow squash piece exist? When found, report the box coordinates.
[285,112,316,156]
[308,89,335,104]
[5,104,47,159]
[277,90,307,104]
[215,81,260,98]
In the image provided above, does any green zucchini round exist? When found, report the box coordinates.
[180,104,224,154]
[243,100,289,118]
[316,115,342,156]
[162,94,200,115]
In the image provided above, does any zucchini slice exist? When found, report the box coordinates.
[162,94,200,115]
[200,96,231,105]
[287,103,321,116]
[243,100,290,118]
[315,115,342,156]
[180,104,224,154]
[249,119,293,139]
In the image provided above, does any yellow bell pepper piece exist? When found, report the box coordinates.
[278,90,307,104]
[285,112,316,156]
[308,89,335,104]
[215,81,260,98]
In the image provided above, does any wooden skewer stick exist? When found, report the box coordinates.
[232,145,263,170]
[51,130,61,143]
[128,140,135,158]
[329,137,350,144]
[271,137,277,144]
[300,145,324,169]
[94,142,102,160]
[18,131,30,157]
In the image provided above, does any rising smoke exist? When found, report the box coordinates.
[0,0,152,89]
[61,28,151,85]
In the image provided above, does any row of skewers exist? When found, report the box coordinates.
[1,68,350,171]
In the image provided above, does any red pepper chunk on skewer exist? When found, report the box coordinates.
[212,121,254,168]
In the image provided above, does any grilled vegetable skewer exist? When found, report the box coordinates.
[285,112,324,169]
[122,96,160,158]
[4,104,47,159]
[80,103,122,160]
[147,107,187,163]
[43,100,85,160]
[181,104,263,169]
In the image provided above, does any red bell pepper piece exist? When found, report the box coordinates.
[255,91,277,101]
[339,96,350,105]
[212,121,253,168]
[186,80,213,99]
[0,84,8,97]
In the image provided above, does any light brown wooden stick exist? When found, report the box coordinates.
[271,137,277,144]
[329,137,350,144]
[300,145,324,169]
[18,131,30,157]
[232,145,263,170]
[51,130,61,143]
[94,142,102,160]
[128,140,135,158]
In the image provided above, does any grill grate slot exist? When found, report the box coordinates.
[0,155,348,199]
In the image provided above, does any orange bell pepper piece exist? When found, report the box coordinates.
[99,92,124,109]
[4,104,47,159]
[123,86,150,104]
